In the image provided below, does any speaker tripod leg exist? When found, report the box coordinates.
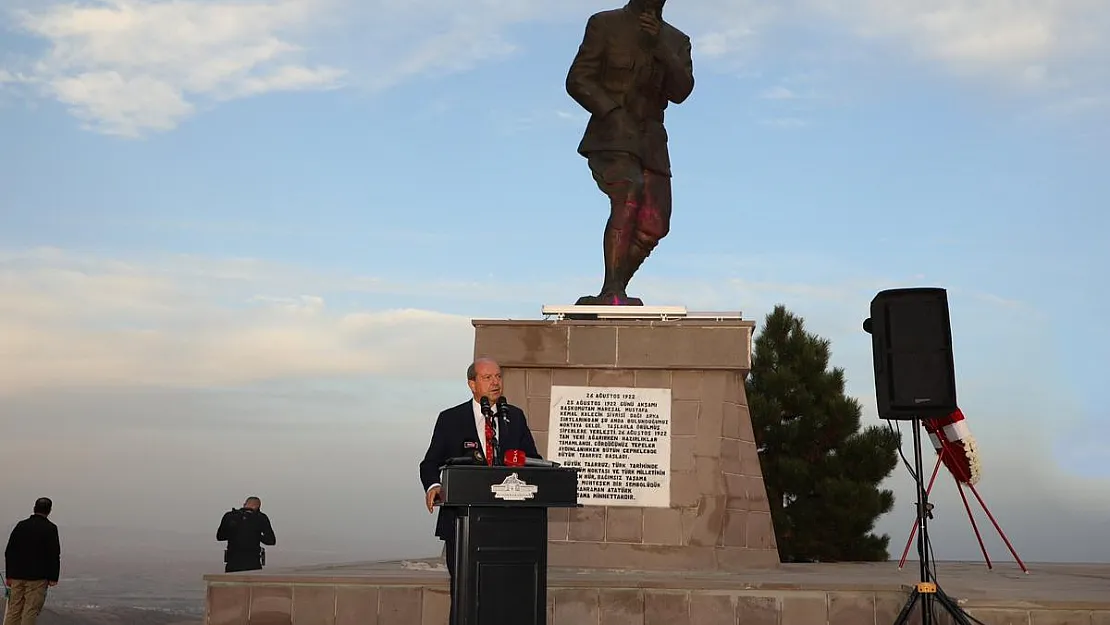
[892,589,920,625]
[935,585,976,625]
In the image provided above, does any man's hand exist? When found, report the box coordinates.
[425,486,442,513]
[48,581,58,587]
[638,11,661,39]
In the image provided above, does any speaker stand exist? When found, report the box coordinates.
[891,421,977,625]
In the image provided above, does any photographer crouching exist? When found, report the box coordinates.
[216,496,277,573]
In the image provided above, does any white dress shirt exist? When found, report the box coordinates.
[471,397,500,448]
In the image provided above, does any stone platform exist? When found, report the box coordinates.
[204,558,1110,625]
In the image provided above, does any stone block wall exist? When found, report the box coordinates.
[206,583,449,625]
[205,580,1110,625]
[471,318,780,571]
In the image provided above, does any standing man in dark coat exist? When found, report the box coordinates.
[3,497,61,625]
[216,496,277,573]
[566,0,694,306]
[419,358,542,622]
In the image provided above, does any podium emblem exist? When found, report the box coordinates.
[490,472,539,501]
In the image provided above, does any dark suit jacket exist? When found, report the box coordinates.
[4,514,61,582]
[566,4,694,175]
[419,399,542,539]
[216,508,276,555]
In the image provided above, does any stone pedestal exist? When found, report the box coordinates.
[472,316,781,571]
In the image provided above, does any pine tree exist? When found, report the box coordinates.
[747,304,901,562]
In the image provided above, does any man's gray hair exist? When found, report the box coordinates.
[467,358,497,381]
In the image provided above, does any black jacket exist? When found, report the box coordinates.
[216,508,276,555]
[566,4,695,176]
[418,399,542,539]
[4,514,61,582]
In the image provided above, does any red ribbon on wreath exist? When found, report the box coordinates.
[923,408,981,485]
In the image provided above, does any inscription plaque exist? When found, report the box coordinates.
[547,385,672,508]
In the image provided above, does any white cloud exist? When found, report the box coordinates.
[683,0,1105,77]
[49,71,196,134]
[671,0,779,62]
[683,0,1109,117]
[4,0,1107,135]
[0,0,600,136]
[4,0,346,136]
[818,0,1054,65]
[0,68,33,98]
[803,0,1109,89]
[0,247,476,393]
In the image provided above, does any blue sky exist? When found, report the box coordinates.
[1,0,1108,567]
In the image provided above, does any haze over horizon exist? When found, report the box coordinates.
[2,0,1107,573]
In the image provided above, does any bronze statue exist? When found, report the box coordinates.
[566,0,694,306]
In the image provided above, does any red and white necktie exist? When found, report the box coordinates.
[484,417,495,466]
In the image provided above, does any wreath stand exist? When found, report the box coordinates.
[896,444,1028,574]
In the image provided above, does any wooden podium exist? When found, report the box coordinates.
[440,464,580,625]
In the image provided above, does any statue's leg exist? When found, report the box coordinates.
[586,152,645,302]
[622,167,672,288]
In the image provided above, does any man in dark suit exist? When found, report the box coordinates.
[419,358,542,619]
[216,496,277,573]
[3,497,61,625]
[566,0,694,306]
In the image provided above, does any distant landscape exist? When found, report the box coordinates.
[0,523,389,624]
[2,530,210,624]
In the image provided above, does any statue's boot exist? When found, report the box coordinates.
[576,223,630,305]
[619,233,656,299]
[600,222,632,302]
[577,181,645,307]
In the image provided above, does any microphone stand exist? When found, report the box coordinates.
[496,396,510,456]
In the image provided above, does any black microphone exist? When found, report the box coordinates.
[494,397,510,466]
[479,396,493,417]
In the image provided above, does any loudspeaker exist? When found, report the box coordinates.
[863,287,957,421]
